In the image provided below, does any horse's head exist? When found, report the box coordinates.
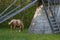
[8,20,13,25]
[8,22,11,25]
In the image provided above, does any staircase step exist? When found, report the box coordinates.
[53,28,59,30]
[53,26,58,28]
[52,24,58,26]
[51,22,57,25]
[50,16,54,18]
[54,31,60,33]
[54,29,59,31]
[50,19,56,22]
[49,18,56,22]
[50,18,55,20]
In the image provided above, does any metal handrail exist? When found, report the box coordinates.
[0,0,17,17]
[0,0,37,23]
[0,5,21,20]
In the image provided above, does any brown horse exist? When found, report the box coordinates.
[8,19,24,31]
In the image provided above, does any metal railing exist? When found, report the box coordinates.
[0,0,17,17]
[0,0,37,23]
[0,5,22,20]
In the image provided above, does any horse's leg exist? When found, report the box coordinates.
[10,25,12,30]
[13,25,16,29]
[17,25,21,32]
[20,26,23,31]
[19,26,21,30]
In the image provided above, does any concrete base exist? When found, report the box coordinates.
[28,5,52,34]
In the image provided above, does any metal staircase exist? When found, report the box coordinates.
[48,9,60,33]
[50,16,60,33]
[42,0,60,33]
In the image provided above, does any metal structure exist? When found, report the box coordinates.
[0,0,37,23]
[42,0,60,33]
[0,0,17,17]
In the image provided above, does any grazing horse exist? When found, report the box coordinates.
[8,19,24,31]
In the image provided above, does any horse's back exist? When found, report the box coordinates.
[16,20,21,26]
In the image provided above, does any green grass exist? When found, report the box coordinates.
[0,28,60,40]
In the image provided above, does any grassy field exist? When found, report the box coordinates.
[0,28,60,40]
